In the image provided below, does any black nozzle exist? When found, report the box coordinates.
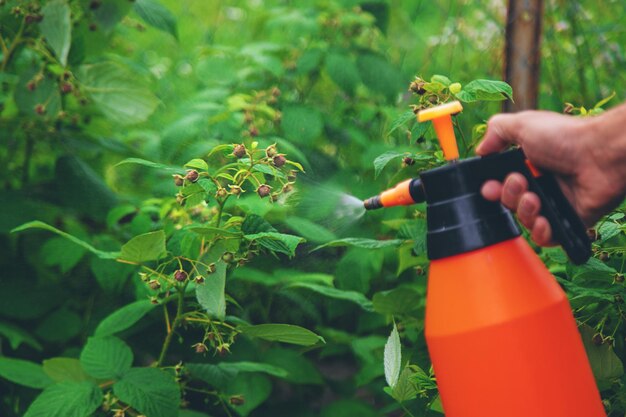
[363,195,383,210]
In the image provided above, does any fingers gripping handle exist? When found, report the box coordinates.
[483,149,591,265]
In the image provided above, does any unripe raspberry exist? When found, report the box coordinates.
[229,185,242,195]
[174,270,188,282]
[599,251,610,262]
[409,79,426,95]
[26,80,36,91]
[60,82,73,94]
[233,144,246,158]
[402,156,415,166]
[449,82,462,94]
[229,395,245,406]
[176,192,184,205]
[194,275,205,284]
[172,174,184,186]
[428,95,438,104]
[287,170,297,181]
[248,125,259,137]
[148,279,161,290]
[563,103,574,114]
[216,188,228,199]
[282,183,293,193]
[265,144,277,158]
[185,169,199,183]
[615,273,625,283]
[34,104,46,115]
[150,296,159,305]
[193,343,207,353]
[273,155,286,168]
[592,333,604,346]
[257,184,271,198]
[586,228,599,242]
[222,252,234,263]
[216,343,230,356]
[207,263,217,274]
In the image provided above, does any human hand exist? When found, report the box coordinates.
[476,108,626,246]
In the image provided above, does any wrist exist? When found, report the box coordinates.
[584,105,626,195]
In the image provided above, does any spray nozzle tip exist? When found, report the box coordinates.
[363,195,383,210]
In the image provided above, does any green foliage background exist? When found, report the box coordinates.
[1,0,625,416]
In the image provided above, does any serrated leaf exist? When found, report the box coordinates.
[12,221,118,259]
[384,324,401,388]
[392,367,418,402]
[40,0,71,66]
[43,358,92,383]
[241,214,275,234]
[455,79,513,102]
[184,158,209,171]
[313,238,403,251]
[187,363,238,387]
[373,151,405,178]
[373,287,422,315]
[120,230,166,263]
[244,232,304,257]
[219,361,288,378]
[240,324,324,346]
[387,110,415,136]
[24,381,103,417]
[133,0,178,39]
[287,282,374,311]
[325,52,361,94]
[196,261,227,319]
[80,61,159,125]
[580,324,624,381]
[113,368,180,417]
[95,300,156,337]
[80,336,133,380]
[115,157,180,172]
[0,357,53,389]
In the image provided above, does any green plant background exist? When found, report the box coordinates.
[1,0,625,416]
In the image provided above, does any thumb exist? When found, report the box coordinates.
[476,113,524,155]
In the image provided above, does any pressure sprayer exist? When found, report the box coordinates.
[363,101,605,417]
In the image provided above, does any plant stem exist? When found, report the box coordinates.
[156,283,187,367]
[1,19,25,72]
[400,402,417,417]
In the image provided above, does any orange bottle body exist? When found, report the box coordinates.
[425,237,605,417]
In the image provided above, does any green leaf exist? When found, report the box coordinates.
[40,236,86,273]
[186,363,238,387]
[288,283,374,311]
[24,381,103,417]
[40,0,71,67]
[0,320,43,351]
[11,221,118,259]
[35,308,82,343]
[455,79,513,102]
[196,261,227,319]
[133,0,178,39]
[184,158,209,171]
[241,214,275,234]
[325,52,361,94]
[356,53,402,101]
[373,151,405,178]
[431,74,451,86]
[261,348,323,384]
[580,324,624,381]
[384,324,401,388]
[373,287,423,315]
[0,357,53,389]
[113,368,180,417]
[392,366,418,402]
[281,105,323,143]
[95,300,157,337]
[321,399,380,417]
[598,221,622,243]
[120,230,166,263]
[80,336,133,380]
[313,238,403,251]
[244,232,305,257]
[387,110,415,136]
[225,373,271,417]
[43,358,92,383]
[219,361,288,378]
[79,61,159,125]
[115,157,180,173]
[240,324,325,346]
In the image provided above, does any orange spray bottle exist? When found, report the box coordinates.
[364,101,605,417]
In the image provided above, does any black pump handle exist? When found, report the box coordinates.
[480,148,591,265]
